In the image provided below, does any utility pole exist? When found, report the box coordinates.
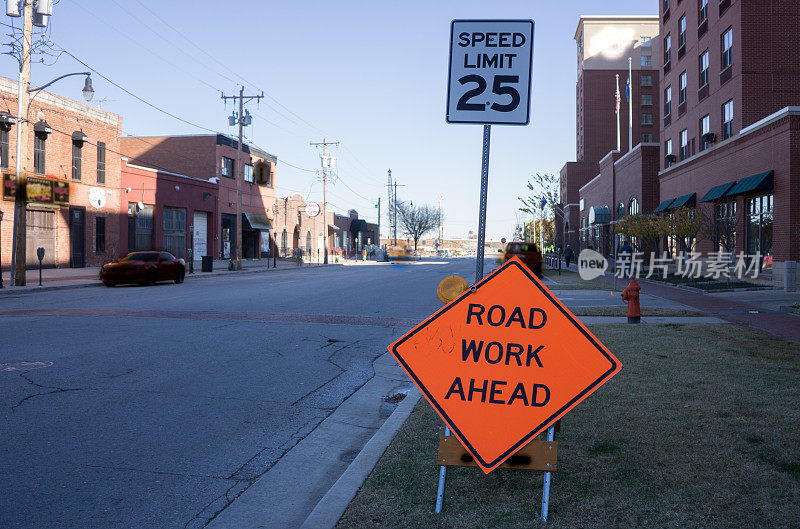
[10,0,32,286]
[310,138,339,264]
[375,197,380,247]
[221,86,263,270]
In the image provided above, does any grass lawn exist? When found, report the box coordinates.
[567,306,705,317]
[541,269,623,291]
[336,324,800,529]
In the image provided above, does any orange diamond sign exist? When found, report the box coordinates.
[388,257,621,473]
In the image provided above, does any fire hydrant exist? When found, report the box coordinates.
[621,279,641,323]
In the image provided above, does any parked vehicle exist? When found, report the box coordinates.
[502,242,543,277]
[101,251,186,287]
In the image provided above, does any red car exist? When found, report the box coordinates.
[502,242,543,277]
[101,251,186,287]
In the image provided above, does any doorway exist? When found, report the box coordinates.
[69,206,85,268]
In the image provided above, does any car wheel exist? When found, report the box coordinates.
[174,269,185,284]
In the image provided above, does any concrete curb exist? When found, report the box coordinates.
[299,387,422,529]
[0,264,342,297]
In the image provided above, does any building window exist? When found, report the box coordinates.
[641,36,652,48]
[96,142,106,185]
[281,229,287,253]
[221,156,235,178]
[665,139,673,167]
[679,71,687,104]
[306,231,312,254]
[33,133,45,175]
[641,55,652,68]
[641,113,653,125]
[641,75,653,87]
[642,132,653,143]
[699,50,710,87]
[664,34,671,64]
[255,161,272,187]
[699,0,708,24]
[629,197,640,216]
[664,86,672,116]
[663,0,670,12]
[721,27,733,70]
[679,15,687,48]
[95,216,106,253]
[714,200,736,252]
[72,140,82,181]
[641,94,653,106]
[243,163,253,183]
[722,99,734,139]
[700,114,711,151]
[0,128,9,169]
[680,129,689,160]
[746,195,773,259]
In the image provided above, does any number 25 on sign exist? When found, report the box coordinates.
[446,19,534,126]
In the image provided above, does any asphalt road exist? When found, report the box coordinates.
[0,259,475,529]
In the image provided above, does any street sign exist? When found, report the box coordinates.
[446,19,534,125]
[389,256,620,473]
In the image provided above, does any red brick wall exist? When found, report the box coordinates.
[0,77,122,269]
[659,113,798,261]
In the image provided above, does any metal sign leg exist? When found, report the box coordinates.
[541,425,555,522]
[436,124,492,515]
[435,424,450,513]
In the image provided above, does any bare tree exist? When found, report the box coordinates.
[397,203,439,250]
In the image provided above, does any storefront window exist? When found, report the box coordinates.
[714,201,737,252]
[746,194,773,259]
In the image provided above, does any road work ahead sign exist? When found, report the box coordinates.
[389,257,621,473]
[446,19,534,125]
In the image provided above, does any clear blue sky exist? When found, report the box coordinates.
[4,0,654,239]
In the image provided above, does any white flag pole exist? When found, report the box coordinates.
[615,74,621,152]
[628,57,633,151]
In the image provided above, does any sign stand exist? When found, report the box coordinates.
[540,425,555,521]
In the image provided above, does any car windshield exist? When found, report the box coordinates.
[507,243,538,253]
[121,252,158,262]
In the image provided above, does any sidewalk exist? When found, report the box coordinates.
[551,261,800,343]
[0,258,336,295]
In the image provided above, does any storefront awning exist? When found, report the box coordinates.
[652,198,675,213]
[241,212,272,230]
[329,224,340,231]
[588,206,610,225]
[33,120,51,135]
[668,192,696,210]
[727,170,774,196]
[700,181,737,202]
[71,130,88,143]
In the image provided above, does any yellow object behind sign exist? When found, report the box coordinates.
[437,275,469,304]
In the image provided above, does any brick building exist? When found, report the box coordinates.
[0,76,122,270]
[559,16,661,249]
[332,209,378,257]
[119,158,218,261]
[656,0,800,282]
[273,193,335,262]
[120,134,277,260]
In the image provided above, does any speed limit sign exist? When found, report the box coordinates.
[446,19,534,125]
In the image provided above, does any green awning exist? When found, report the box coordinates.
[727,170,774,196]
[668,192,696,210]
[652,198,675,213]
[700,181,737,202]
[241,213,272,230]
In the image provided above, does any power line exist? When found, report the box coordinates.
[56,45,220,134]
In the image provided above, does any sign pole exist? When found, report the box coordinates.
[540,424,555,521]
[436,123,491,514]
[475,124,491,283]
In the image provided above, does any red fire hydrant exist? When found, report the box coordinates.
[621,279,641,324]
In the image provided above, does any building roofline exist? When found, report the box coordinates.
[575,15,659,39]
[614,142,660,166]
[579,172,603,193]
[658,106,800,177]
[121,157,217,185]
[598,149,620,166]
